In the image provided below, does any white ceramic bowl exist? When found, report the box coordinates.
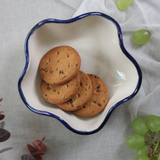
[18,12,142,135]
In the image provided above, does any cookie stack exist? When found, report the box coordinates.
[39,46,109,117]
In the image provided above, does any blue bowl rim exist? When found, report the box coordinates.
[18,12,142,135]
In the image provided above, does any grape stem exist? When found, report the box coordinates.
[145,140,151,143]
[154,141,159,151]
[154,148,160,154]
[151,142,157,145]
[152,132,155,139]
[153,154,158,157]
[145,132,160,158]
[146,132,152,138]
[146,132,157,141]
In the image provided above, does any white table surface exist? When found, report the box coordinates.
[0,0,160,160]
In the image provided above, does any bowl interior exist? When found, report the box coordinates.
[21,15,139,133]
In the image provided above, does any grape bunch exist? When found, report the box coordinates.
[126,115,160,160]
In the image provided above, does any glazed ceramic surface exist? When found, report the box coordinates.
[18,12,142,135]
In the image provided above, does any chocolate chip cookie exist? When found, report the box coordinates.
[40,72,80,104]
[73,74,109,117]
[57,70,92,111]
[39,46,81,85]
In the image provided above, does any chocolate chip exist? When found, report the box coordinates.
[94,76,99,79]
[69,99,73,104]
[59,70,64,74]
[53,89,56,92]
[97,85,100,89]
[76,82,78,86]
[97,103,102,106]
[47,84,51,90]
[41,68,48,73]
[40,68,45,71]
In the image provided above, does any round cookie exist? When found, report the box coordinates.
[73,74,109,117]
[39,46,81,85]
[57,70,92,111]
[40,72,80,104]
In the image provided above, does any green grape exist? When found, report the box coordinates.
[126,134,145,149]
[132,118,149,136]
[147,115,160,133]
[115,0,132,10]
[158,154,160,160]
[135,145,149,159]
[132,29,151,45]
[137,155,149,160]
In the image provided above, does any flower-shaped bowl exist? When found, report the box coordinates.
[18,12,142,135]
